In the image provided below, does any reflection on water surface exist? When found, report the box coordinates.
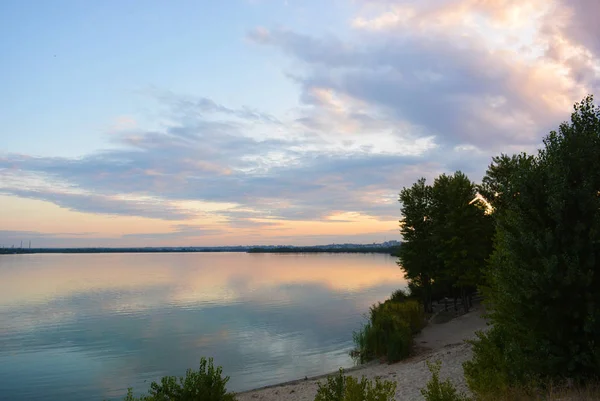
[0,252,405,400]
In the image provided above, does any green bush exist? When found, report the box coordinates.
[421,360,470,401]
[352,299,425,363]
[314,368,396,401]
[462,328,538,398]
[389,289,409,303]
[118,357,236,401]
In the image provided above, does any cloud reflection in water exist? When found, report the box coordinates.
[0,253,406,400]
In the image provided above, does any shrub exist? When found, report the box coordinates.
[421,360,470,401]
[118,357,236,401]
[314,368,396,401]
[352,299,425,363]
[389,289,409,303]
[462,328,539,398]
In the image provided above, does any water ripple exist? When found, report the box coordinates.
[0,253,405,400]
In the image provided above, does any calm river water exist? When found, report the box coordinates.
[0,252,405,401]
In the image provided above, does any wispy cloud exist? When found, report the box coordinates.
[121,225,223,240]
[2,0,598,245]
[1,91,441,228]
[1,188,196,221]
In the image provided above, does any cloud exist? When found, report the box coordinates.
[121,225,223,240]
[4,0,598,244]
[0,187,195,221]
[153,89,283,125]
[0,83,518,231]
[0,230,97,240]
[0,230,104,248]
[539,0,600,92]
[1,90,443,226]
[551,0,600,57]
[0,226,221,248]
[248,19,594,153]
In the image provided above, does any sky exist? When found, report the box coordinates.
[1,0,599,247]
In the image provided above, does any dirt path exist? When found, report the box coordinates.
[415,306,488,351]
[237,306,488,401]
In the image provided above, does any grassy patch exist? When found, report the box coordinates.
[314,368,396,401]
[351,294,425,364]
[421,360,470,401]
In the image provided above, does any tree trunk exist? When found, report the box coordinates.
[462,287,469,313]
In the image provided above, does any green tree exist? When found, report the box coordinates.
[399,173,493,313]
[398,178,437,312]
[430,172,493,312]
[479,153,535,213]
[467,95,600,392]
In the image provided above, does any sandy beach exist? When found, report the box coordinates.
[238,306,487,401]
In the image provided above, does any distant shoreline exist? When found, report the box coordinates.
[248,246,400,255]
[0,248,246,255]
[0,245,400,256]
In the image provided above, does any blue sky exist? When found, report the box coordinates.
[1,0,599,247]
[2,0,335,156]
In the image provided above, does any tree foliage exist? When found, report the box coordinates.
[398,173,493,312]
[478,153,535,214]
[398,178,437,312]
[430,172,493,309]
[466,95,600,394]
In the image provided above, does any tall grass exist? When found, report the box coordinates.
[351,294,425,364]
[314,368,396,401]
[421,360,470,401]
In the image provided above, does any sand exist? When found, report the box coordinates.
[237,306,488,401]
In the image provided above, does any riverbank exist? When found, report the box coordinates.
[238,306,487,401]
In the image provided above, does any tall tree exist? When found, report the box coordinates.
[399,173,493,313]
[484,95,600,379]
[398,178,436,313]
[479,153,535,213]
[430,172,493,312]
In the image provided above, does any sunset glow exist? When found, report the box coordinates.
[1,0,599,247]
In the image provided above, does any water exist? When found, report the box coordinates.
[0,252,405,401]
